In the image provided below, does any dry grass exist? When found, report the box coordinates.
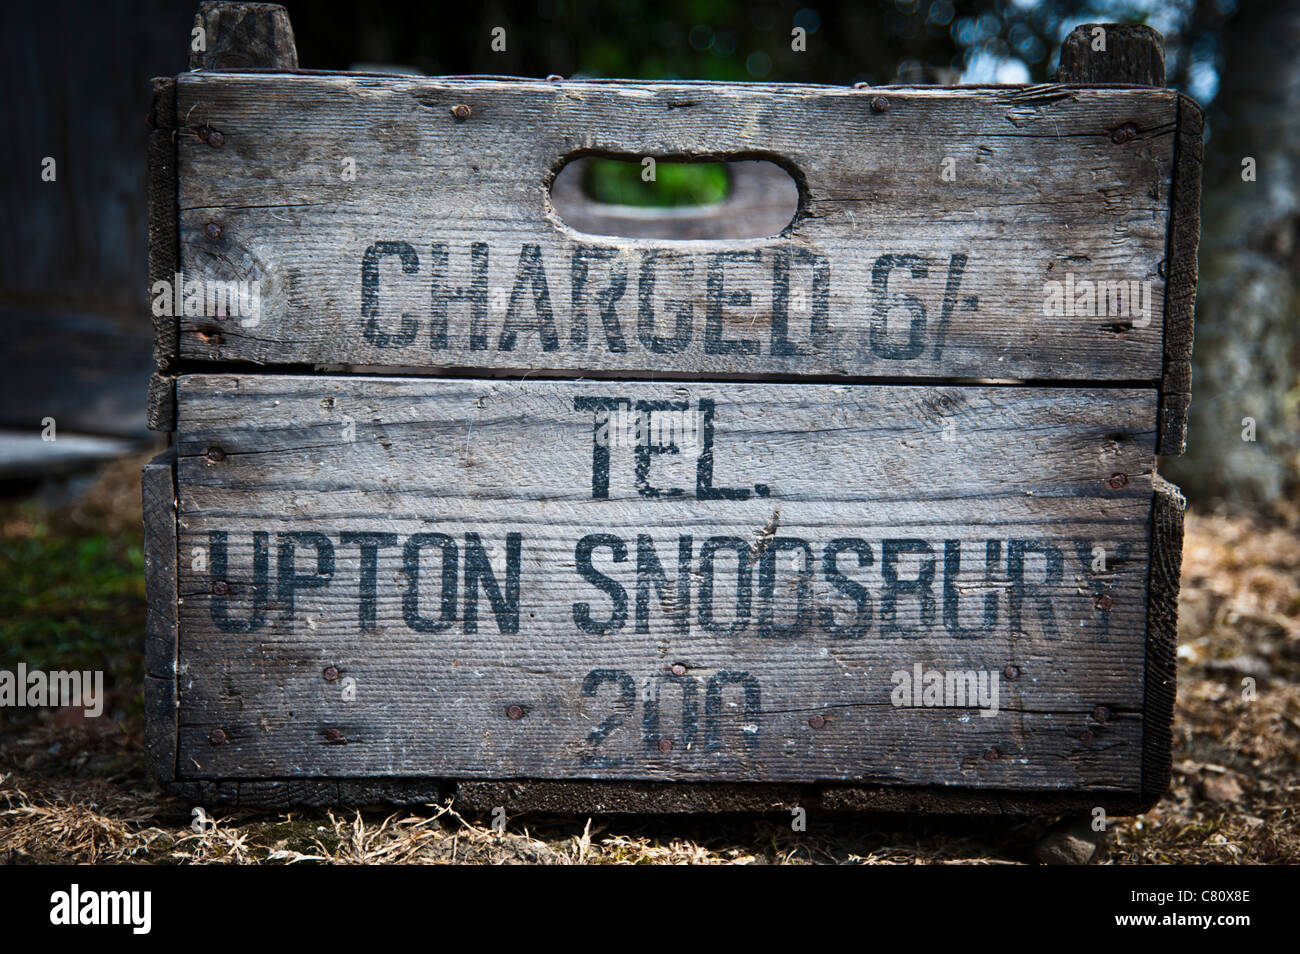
[1,459,1297,864]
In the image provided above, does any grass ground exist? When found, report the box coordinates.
[1,453,1296,864]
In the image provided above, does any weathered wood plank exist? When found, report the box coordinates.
[146,372,176,433]
[1142,475,1183,804]
[1057,23,1166,87]
[169,778,442,810]
[148,77,179,374]
[456,779,1155,815]
[1158,96,1202,456]
[169,374,1155,791]
[143,449,179,783]
[172,76,1178,382]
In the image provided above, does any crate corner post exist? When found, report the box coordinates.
[142,449,180,787]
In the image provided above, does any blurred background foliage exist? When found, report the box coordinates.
[583,158,731,207]
[291,0,1225,95]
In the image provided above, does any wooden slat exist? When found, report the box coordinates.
[173,75,1178,382]
[148,77,179,374]
[168,778,442,810]
[146,373,176,433]
[170,374,1156,791]
[1142,475,1183,802]
[1158,96,1202,456]
[143,449,179,783]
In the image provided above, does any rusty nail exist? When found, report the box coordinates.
[1095,593,1114,611]
[209,728,227,745]
[984,747,1001,761]
[657,737,673,753]
[1092,705,1111,723]
[206,446,225,463]
[506,704,524,720]
[546,73,563,82]
[871,96,889,113]
[1004,664,1020,680]
[1081,729,1095,743]
[325,727,342,741]
[1108,472,1129,489]
[451,104,471,120]
[808,714,826,729]
[670,663,687,676]
[853,81,870,89]
[323,666,340,682]
[1110,122,1138,144]
[203,221,223,240]
[211,580,229,596]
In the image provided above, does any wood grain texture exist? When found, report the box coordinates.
[1142,474,1183,804]
[1057,23,1166,86]
[189,1,297,72]
[168,374,1156,791]
[168,778,442,810]
[1157,96,1202,456]
[172,75,1179,382]
[456,779,1155,815]
[146,372,176,433]
[148,77,178,373]
[164,777,1156,813]
[143,449,179,782]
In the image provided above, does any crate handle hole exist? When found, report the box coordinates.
[550,155,800,241]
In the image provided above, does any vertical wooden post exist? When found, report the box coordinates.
[1143,476,1185,803]
[143,449,179,783]
[189,2,298,71]
[1057,23,1165,86]
[1057,22,1194,817]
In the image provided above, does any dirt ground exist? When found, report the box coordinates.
[1,453,1296,864]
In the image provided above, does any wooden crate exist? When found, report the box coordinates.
[143,5,1199,813]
